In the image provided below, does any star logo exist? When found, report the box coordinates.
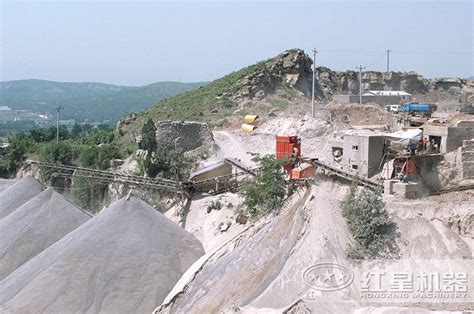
[321,270,335,283]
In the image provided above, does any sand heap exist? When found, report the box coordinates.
[0,188,91,280]
[0,179,16,193]
[0,175,43,220]
[0,196,204,314]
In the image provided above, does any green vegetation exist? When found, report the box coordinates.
[39,141,77,189]
[0,134,34,176]
[136,118,194,180]
[0,79,207,124]
[140,118,158,154]
[145,60,267,122]
[206,200,223,213]
[241,155,288,219]
[341,183,398,259]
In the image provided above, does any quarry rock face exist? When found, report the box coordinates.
[154,120,213,152]
[226,49,470,106]
[227,49,315,102]
[314,67,469,98]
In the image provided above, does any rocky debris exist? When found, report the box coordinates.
[116,112,138,129]
[154,120,214,152]
[220,222,231,232]
[236,211,248,225]
[0,188,91,280]
[0,197,204,314]
[0,175,44,220]
[109,158,124,168]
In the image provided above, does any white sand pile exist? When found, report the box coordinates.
[0,179,16,193]
[0,175,43,219]
[0,196,204,314]
[0,188,91,280]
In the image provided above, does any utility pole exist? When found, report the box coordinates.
[311,48,318,118]
[386,49,391,72]
[56,105,64,142]
[356,65,366,104]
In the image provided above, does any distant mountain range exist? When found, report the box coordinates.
[0,79,207,124]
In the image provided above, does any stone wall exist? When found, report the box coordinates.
[154,120,213,152]
[461,139,474,179]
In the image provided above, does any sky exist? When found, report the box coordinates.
[1,0,473,86]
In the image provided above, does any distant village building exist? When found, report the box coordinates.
[333,90,412,105]
[0,106,12,111]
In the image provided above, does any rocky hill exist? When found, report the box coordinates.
[117,48,472,143]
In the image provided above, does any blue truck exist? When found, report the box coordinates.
[400,101,438,117]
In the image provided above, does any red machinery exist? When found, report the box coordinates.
[276,135,315,180]
[276,136,301,160]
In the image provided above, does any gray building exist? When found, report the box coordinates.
[333,90,412,106]
[422,120,474,154]
[342,132,386,178]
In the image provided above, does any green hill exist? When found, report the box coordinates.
[116,49,313,143]
[0,79,207,124]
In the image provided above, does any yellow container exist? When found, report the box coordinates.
[243,115,259,123]
[240,124,256,132]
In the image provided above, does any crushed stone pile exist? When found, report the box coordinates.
[0,188,91,280]
[0,175,43,220]
[0,179,16,193]
[0,196,205,314]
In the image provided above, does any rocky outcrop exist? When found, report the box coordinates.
[315,68,470,99]
[226,49,314,102]
[154,120,213,152]
[222,49,470,105]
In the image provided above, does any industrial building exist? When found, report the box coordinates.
[342,132,385,178]
[333,90,412,105]
[422,120,474,153]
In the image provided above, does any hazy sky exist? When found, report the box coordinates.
[1,0,473,85]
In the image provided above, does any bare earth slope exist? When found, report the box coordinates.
[0,197,205,314]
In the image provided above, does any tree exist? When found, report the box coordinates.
[140,118,157,153]
[241,155,287,219]
[0,134,33,176]
[29,128,52,142]
[341,183,398,259]
[39,141,77,188]
[71,124,82,139]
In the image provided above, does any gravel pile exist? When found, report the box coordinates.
[0,188,91,280]
[0,179,16,193]
[0,196,204,313]
[0,176,43,220]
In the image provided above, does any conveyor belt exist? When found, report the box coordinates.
[310,159,383,190]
